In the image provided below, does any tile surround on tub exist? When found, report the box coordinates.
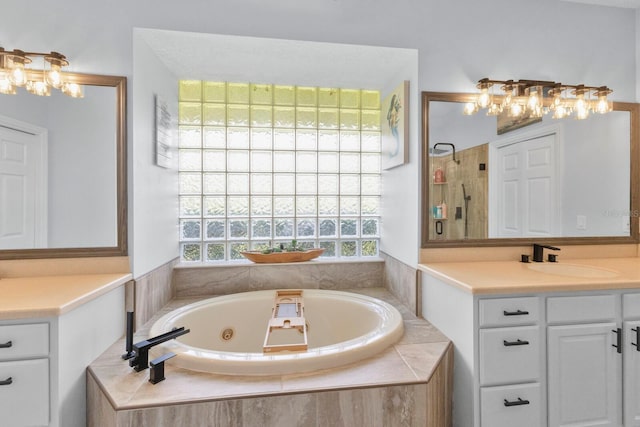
[86,288,452,427]
[133,258,179,329]
[381,251,418,315]
[173,259,384,298]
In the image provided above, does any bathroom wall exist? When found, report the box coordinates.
[131,31,180,278]
[1,0,636,277]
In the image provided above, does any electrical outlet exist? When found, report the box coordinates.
[576,215,587,230]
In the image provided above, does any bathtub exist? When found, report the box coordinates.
[149,289,404,375]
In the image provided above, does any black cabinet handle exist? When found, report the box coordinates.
[632,328,640,352]
[503,310,529,316]
[504,397,530,407]
[0,377,12,386]
[0,341,12,348]
[503,339,530,347]
[613,328,622,354]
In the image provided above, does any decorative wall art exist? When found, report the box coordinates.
[496,108,542,135]
[381,80,409,170]
[155,95,174,168]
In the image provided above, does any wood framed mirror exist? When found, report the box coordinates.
[421,91,640,248]
[0,73,127,259]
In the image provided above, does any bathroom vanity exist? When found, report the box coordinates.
[419,257,640,427]
[0,273,131,427]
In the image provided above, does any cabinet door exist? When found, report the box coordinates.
[625,320,640,426]
[548,323,620,427]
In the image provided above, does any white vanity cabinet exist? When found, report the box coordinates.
[478,297,544,427]
[546,295,620,426]
[0,322,50,426]
[420,272,640,427]
[624,294,640,426]
[0,283,125,427]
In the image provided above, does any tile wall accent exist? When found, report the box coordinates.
[88,375,438,427]
[381,251,417,315]
[429,144,488,240]
[133,258,179,329]
[173,260,384,298]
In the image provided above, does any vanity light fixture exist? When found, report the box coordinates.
[0,48,83,98]
[464,78,612,120]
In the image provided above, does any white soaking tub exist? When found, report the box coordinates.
[149,289,404,375]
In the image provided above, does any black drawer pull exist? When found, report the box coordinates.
[632,328,640,352]
[613,328,622,354]
[0,341,12,348]
[504,397,530,407]
[503,339,530,347]
[0,377,12,386]
[503,310,529,316]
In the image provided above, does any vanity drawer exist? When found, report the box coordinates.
[480,383,543,427]
[479,297,540,327]
[623,293,640,319]
[0,358,49,426]
[547,295,616,324]
[479,326,540,386]
[0,323,49,361]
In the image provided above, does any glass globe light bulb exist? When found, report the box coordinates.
[509,102,524,118]
[62,82,84,98]
[463,102,477,115]
[0,71,15,94]
[46,63,63,88]
[9,62,26,86]
[477,87,491,109]
[595,95,612,114]
[574,95,589,120]
[26,80,50,96]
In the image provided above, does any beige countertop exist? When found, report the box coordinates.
[0,273,132,320]
[419,257,640,295]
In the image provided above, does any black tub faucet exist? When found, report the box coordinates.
[532,244,560,262]
[129,327,190,372]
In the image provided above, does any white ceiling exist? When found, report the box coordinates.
[561,0,640,8]
[137,29,418,90]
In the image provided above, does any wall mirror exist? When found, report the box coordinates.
[421,91,639,248]
[0,73,127,259]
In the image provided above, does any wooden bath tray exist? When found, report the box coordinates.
[242,248,324,263]
[263,290,308,353]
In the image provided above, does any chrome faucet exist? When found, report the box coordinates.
[532,244,560,262]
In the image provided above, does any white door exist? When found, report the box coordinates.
[0,122,47,249]
[547,323,621,427]
[625,320,640,426]
[490,131,561,237]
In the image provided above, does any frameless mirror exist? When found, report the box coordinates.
[0,73,127,259]
[421,91,639,247]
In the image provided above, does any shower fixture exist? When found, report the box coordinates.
[462,184,471,239]
[432,143,460,164]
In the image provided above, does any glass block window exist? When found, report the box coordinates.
[178,81,381,261]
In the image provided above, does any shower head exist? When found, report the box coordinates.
[433,143,460,164]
